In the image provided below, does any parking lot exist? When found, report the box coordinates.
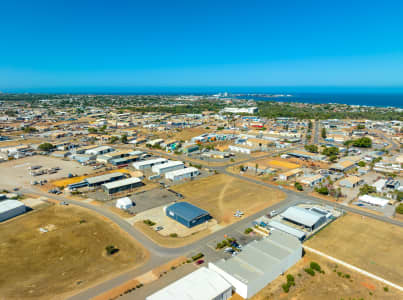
[0,155,94,190]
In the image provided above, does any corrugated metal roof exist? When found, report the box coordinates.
[268,220,306,239]
[212,230,301,284]
[165,167,198,177]
[167,202,209,221]
[146,267,232,300]
[132,158,167,168]
[280,206,323,227]
[85,172,124,184]
[102,177,141,190]
[0,200,25,213]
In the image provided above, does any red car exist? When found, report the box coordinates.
[195,260,204,265]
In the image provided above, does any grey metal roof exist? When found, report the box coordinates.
[0,200,25,213]
[146,267,232,300]
[212,230,301,284]
[102,177,141,189]
[280,206,324,228]
[167,202,209,221]
[268,220,306,239]
[85,172,124,184]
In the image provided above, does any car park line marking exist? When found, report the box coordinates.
[14,163,30,168]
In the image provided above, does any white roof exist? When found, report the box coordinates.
[358,195,389,207]
[280,206,324,227]
[87,146,113,152]
[165,167,199,177]
[152,160,183,170]
[146,267,231,300]
[0,200,25,213]
[132,158,167,168]
[116,197,132,205]
[102,177,141,189]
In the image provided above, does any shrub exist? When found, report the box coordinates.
[282,283,290,293]
[344,274,350,279]
[169,233,178,238]
[310,262,321,272]
[294,182,303,191]
[105,245,119,255]
[396,203,403,214]
[143,219,156,226]
[384,287,389,292]
[304,268,315,276]
[191,253,204,261]
[286,274,295,284]
[244,227,253,234]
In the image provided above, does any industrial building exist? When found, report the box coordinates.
[132,158,168,170]
[151,160,184,175]
[165,167,200,181]
[358,194,389,207]
[85,145,115,156]
[146,267,232,300]
[102,177,143,195]
[280,206,327,231]
[208,230,302,299]
[0,200,26,222]
[268,220,306,241]
[84,172,126,187]
[165,202,211,228]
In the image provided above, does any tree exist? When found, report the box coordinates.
[315,186,329,195]
[38,143,55,152]
[88,127,98,134]
[396,203,403,214]
[304,144,318,153]
[294,182,303,191]
[308,120,313,130]
[108,136,119,144]
[359,184,376,195]
[329,155,337,162]
[352,137,372,148]
[356,124,366,130]
[322,146,339,157]
[357,161,366,167]
[321,127,327,139]
[120,134,128,144]
[23,126,37,133]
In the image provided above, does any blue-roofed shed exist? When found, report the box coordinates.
[166,202,211,228]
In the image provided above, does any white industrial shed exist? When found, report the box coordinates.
[358,194,389,207]
[0,200,26,222]
[151,160,184,175]
[280,206,327,231]
[132,158,168,170]
[115,197,133,210]
[268,220,306,241]
[209,230,302,299]
[146,267,232,300]
[165,167,200,181]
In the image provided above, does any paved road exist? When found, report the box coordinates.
[47,146,401,299]
[313,119,319,144]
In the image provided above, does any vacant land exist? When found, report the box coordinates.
[171,174,286,224]
[0,156,94,190]
[306,213,403,286]
[249,252,402,300]
[0,204,148,300]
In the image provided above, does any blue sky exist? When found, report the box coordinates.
[1,0,403,92]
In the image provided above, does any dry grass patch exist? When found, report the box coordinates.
[171,174,286,224]
[0,204,148,300]
[251,252,402,300]
[306,213,403,286]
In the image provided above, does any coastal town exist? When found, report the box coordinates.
[0,93,402,300]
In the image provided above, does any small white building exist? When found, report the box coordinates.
[358,195,389,207]
[0,200,26,222]
[85,146,114,156]
[228,145,256,155]
[132,158,168,170]
[115,197,133,210]
[151,160,184,175]
[146,267,232,300]
[165,167,200,181]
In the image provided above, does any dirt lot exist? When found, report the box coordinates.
[0,155,94,190]
[134,221,213,248]
[171,174,286,224]
[0,204,148,300]
[248,251,402,300]
[306,213,403,286]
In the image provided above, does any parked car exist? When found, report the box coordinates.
[195,259,204,265]
[155,226,164,231]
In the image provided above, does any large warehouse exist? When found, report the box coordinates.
[165,202,211,228]
[84,172,126,188]
[165,167,200,181]
[146,267,232,300]
[209,230,302,299]
[0,200,26,222]
[132,158,168,170]
[102,177,143,195]
[151,160,184,175]
[280,206,327,231]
